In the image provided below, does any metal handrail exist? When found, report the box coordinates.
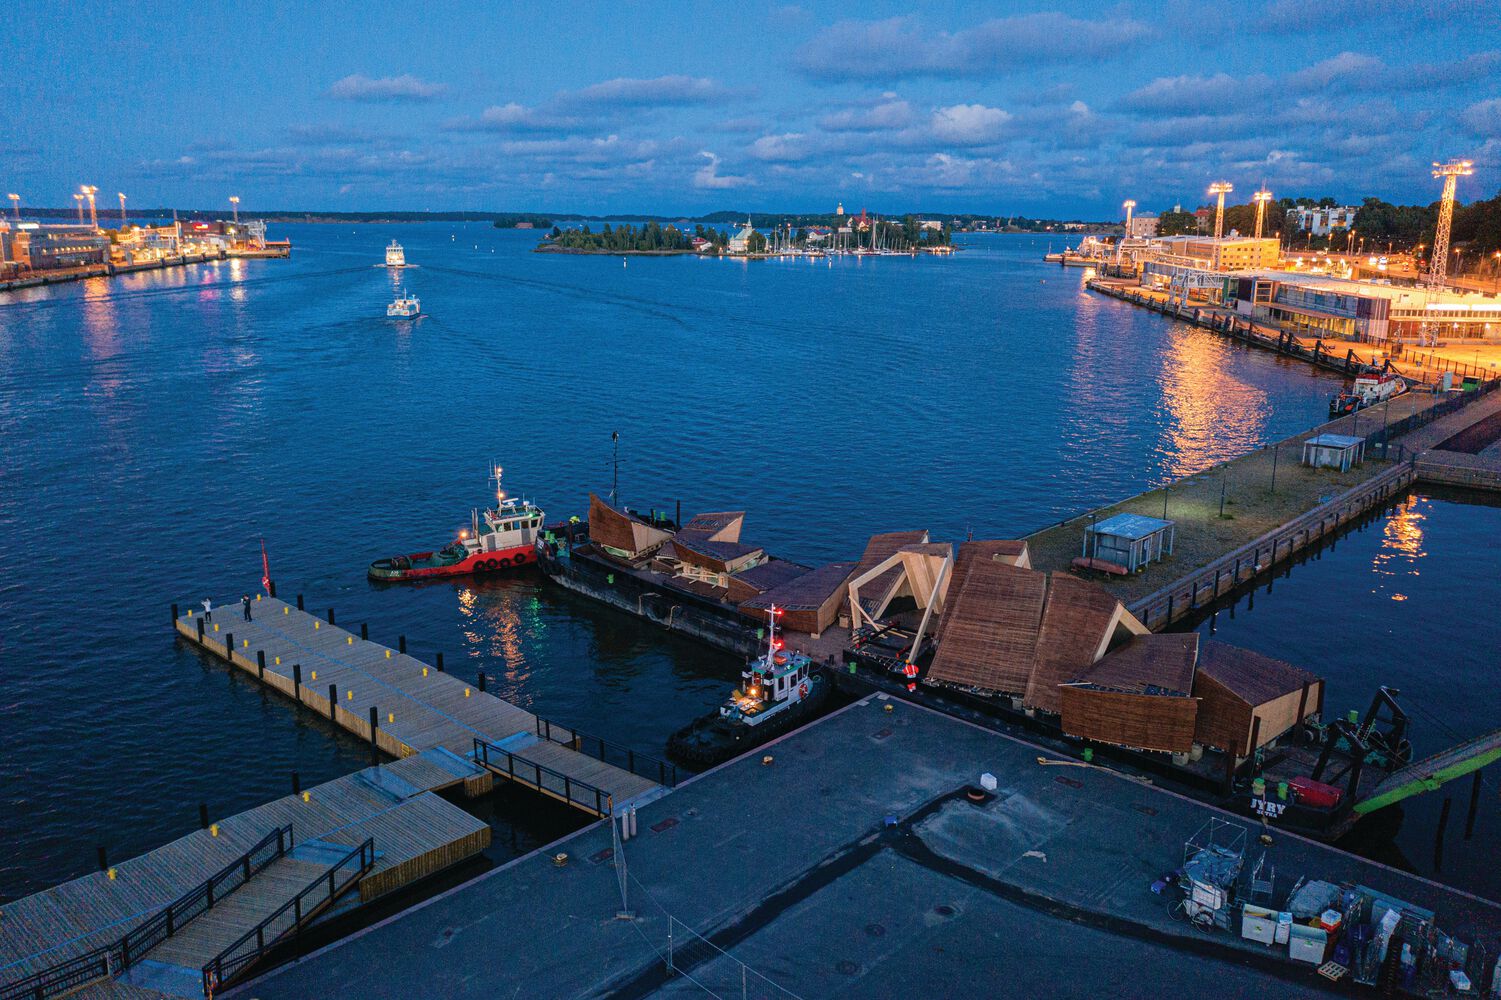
[0,825,293,1000]
[201,838,375,997]
[473,738,614,816]
[534,718,677,787]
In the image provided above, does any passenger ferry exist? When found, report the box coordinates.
[384,240,407,267]
[368,469,544,581]
[667,607,829,767]
[387,290,420,318]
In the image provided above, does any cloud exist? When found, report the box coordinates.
[929,104,1011,145]
[794,13,1149,80]
[693,151,753,189]
[819,99,915,132]
[444,102,582,133]
[559,75,725,108]
[749,133,810,162]
[326,74,447,102]
[1118,72,1270,115]
[1461,98,1501,138]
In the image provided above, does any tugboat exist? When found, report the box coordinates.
[1329,370,1406,416]
[387,290,420,318]
[384,240,407,268]
[667,607,829,767]
[368,466,544,581]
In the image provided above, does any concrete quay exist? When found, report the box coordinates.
[241,698,1501,999]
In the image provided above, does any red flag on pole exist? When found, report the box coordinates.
[261,539,271,594]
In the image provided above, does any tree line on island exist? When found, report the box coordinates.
[537,216,955,254]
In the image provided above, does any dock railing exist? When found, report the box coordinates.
[0,825,293,1000]
[201,837,374,997]
[473,737,615,817]
[534,718,678,788]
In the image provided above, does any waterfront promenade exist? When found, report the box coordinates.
[0,245,289,293]
[242,697,1501,998]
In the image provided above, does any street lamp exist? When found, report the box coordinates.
[81,185,98,230]
[1122,199,1136,236]
[1346,228,1356,255]
[118,192,127,227]
[5,193,18,222]
[1208,182,1233,239]
[73,193,84,224]
[229,195,240,224]
[1251,189,1273,240]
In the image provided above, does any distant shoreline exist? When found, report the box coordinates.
[533,245,696,256]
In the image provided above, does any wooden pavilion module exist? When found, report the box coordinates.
[1193,642,1324,757]
[588,493,673,562]
[1059,633,1202,754]
[741,560,857,636]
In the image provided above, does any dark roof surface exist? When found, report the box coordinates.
[744,561,857,612]
[1197,641,1320,706]
[1025,574,1125,713]
[733,559,812,594]
[1075,633,1200,697]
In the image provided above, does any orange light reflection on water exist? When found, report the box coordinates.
[1372,495,1427,602]
[1157,327,1272,480]
[457,586,532,703]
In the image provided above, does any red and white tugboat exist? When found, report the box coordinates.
[368,466,545,581]
[1329,370,1407,417]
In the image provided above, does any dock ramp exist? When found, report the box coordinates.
[1354,727,1501,814]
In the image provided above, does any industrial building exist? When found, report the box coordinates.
[1290,205,1357,236]
[1152,235,1282,271]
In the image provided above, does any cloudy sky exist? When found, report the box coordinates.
[3,1,1498,217]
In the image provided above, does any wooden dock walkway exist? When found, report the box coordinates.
[0,753,488,999]
[172,597,668,815]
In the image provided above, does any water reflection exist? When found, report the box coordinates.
[1371,495,1427,602]
[1157,328,1271,479]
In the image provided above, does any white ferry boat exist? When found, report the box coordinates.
[387,290,420,318]
[384,240,407,268]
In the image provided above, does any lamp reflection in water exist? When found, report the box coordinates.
[1371,495,1427,602]
[458,585,532,698]
[1157,327,1271,480]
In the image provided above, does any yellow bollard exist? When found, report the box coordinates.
[347,689,353,700]
[347,636,353,645]
[213,623,219,632]
[464,688,471,697]
[284,606,289,615]
[256,593,261,601]
[274,656,281,665]
[388,712,394,723]
[385,649,391,659]
[243,639,249,648]
[311,670,317,681]
[107,867,117,880]
[210,823,219,837]
[301,791,311,803]
[422,667,428,677]
[314,621,320,630]
[187,609,193,618]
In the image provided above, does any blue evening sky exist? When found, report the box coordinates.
[3,1,1498,217]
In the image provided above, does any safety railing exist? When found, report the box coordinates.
[0,825,293,1000]
[473,738,614,816]
[535,717,677,787]
[201,838,374,997]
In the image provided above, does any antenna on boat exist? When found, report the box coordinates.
[766,605,783,664]
[489,462,505,509]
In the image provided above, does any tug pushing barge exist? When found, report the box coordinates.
[536,495,1500,839]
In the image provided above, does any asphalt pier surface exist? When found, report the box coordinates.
[241,699,1501,999]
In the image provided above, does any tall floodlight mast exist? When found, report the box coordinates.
[1428,160,1473,288]
[1252,189,1274,240]
[1122,199,1136,235]
[1208,182,1234,240]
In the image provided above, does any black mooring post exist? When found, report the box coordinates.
[361,623,368,640]
[1464,771,1483,840]
[435,652,444,672]
[97,845,108,871]
[224,633,234,661]
[171,603,179,624]
[199,803,209,829]
[296,594,304,611]
[197,618,205,643]
[257,650,266,680]
[293,663,302,700]
[292,771,301,795]
[399,635,407,654]
[329,684,338,721]
[369,706,379,746]
[269,580,277,598]
[478,671,487,693]
[327,608,335,625]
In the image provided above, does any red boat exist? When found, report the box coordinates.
[369,469,545,581]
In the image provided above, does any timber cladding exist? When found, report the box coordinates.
[1059,687,1198,754]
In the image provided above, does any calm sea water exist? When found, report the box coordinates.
[0,226,1493,901]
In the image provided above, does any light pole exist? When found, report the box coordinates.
[73,193,84,224]
[6,193,17,222]
[81,185,98,230]
[118,193,127,228]
[1493,251,1500,294]
[1122,199,1136,237]
[229,195,240,224]
[1252,189,1273,240]
[1346,228,1356,255]
[1208,182,1233,239]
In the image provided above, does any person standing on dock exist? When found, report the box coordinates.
[241,594,252,622]
[201,598,212,621]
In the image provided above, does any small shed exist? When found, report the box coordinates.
[1083,513,1175,573]
[1302,433,1365,472]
